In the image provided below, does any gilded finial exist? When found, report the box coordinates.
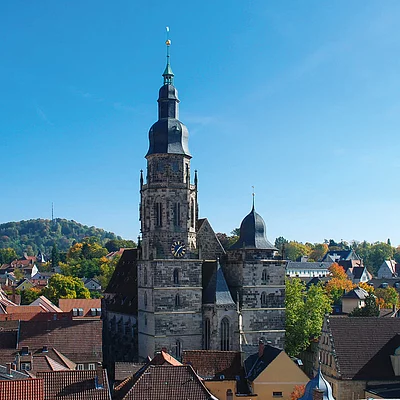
[252,186,255,210]
[163,26,174,85]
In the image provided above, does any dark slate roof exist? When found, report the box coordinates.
[342,287,368,300]
[369,278,400,291]
[229,206,276,251]
[244,344,282,382]
[351,266,367,280]
[367,383,400,399]
[328,316,400,380]
[114,365,216,400]
[146,83,191,157]
[203,262,235,306]
[287,261,333,271]
[0,365,30,380]
[182,350,242,380]
[299,366,334,400]
[36,369,111,400]
[322,250,360,262]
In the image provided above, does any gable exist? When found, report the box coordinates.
[255,352,308,383]
[196,218,225,260]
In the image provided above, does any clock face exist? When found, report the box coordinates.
[171,240,186,258]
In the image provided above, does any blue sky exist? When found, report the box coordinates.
[1,1,400,246]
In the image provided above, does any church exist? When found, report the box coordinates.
[102,38,286,370]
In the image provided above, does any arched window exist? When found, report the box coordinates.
[220,318,230,351]
[173,268,180,284]
[155,202,162,227]
[144,292,147,307]
[144,267,148,286]
[175,340,182,359]
[144,314,147,326]
[261,292,267,306]
[226,389,233,400]
[191,199,195,228]
[175,294,181,307]
[174,202,181,227]
[261,269,268,284]
[204,318,211,350]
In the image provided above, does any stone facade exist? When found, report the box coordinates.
[103,49,286,367]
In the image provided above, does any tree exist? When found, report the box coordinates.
[308,243,328,262]
[43,274,90,303]
[285,278,332,357]
[275,236,288,256]
[104,239,136,252]
[97,255,121,289]
[349,294,379,317]
[0,248,17,264]
[325,263,355,304]
[375,287,399,309]
[365,242,394,275]
[285,241,312,261]
[51,243,60,269]
[21,287,42,304]
[290,385,306,400]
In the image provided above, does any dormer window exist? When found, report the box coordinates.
[72,308,78,317]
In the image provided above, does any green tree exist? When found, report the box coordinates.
[104,239,136,252]
[308,243,329,262]
[275,237,288,256]
[285,241,312,261]
[0,248,17,264]
[349,294,379,317]
[365,242,394,275]
[43,273,90,303]
[21,288,42,304]
[375,286,399,309]
[51,243,60,269]
[285,278,332,357]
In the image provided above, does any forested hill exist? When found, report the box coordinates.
[0,218,123,256]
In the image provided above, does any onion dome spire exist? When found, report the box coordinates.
[163,27,174,85]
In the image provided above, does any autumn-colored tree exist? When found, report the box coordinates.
[290,385,306,400]
[325,263,355,304]
[358,281,375,294]
[375,287,399,309]
[285,241,312,261]
[308,243,329,262]
[0,247,18,264]
[96,254,121,289]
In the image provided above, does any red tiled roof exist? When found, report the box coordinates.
[58,298,101,318]
[0,378,44,400]
[36,369,111,399]
[150,351,182,366]
[6,305,44,314]
[183,350,242,380]
[114,365,215,400]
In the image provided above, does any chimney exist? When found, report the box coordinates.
[6,363,12,375]
[258,339,265,358]
[313,388,324,400]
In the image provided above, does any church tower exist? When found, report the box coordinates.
[137,35,203,360]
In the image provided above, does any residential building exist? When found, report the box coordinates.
[59,298,101,319]
[0,378,44,400]
[286,261,333,278]
[341,287,369,314]
[377,260,400,279]
[316,316,400,400]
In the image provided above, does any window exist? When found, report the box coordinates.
[174,202,181,227]
[204,318,211,350]
[144,315,147,326]
[125,321,131,336]
[96,308,101,316]
[273,392,283,398]
[155,202,162,227]
[175,294,181,307]
[78,308,84,316]
[262,269,268,284]
[173,268,180,284]
[144,292,148,307]
[261,292,267,306]
[190,199,195,228]
[144,267,148,285]
[88,363,95,370]
[226,389,233,400]
[91,308,96,316]
[220,318,230,351]
[20,363,31,371]
[175,340,182,359]
[77,364,84,370]
[72,308,78,317]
